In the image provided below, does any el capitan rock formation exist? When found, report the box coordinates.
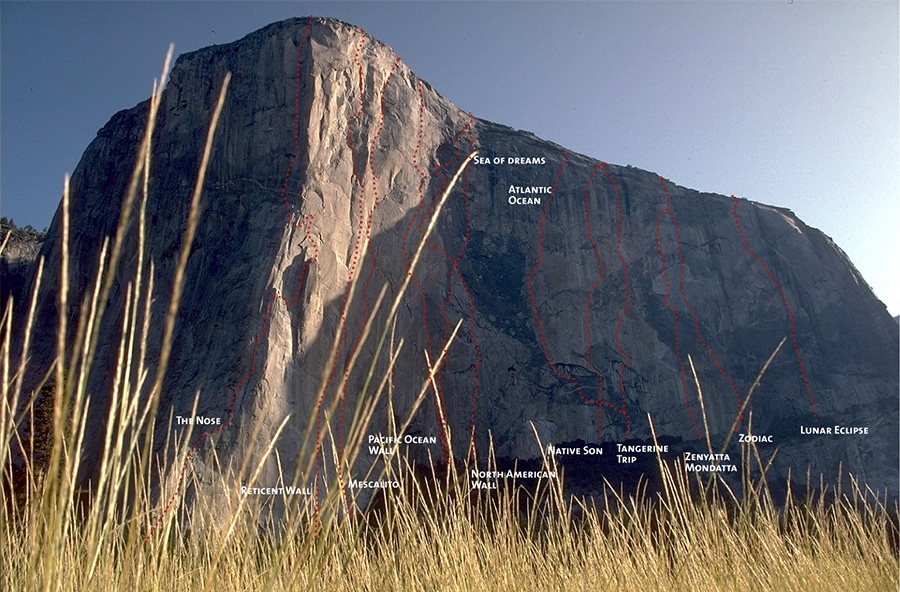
[12,17,898,504]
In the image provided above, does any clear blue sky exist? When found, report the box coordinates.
[2,1,897,314]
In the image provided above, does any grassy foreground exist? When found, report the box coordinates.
[4,476,898,592]
[2,54,898,592]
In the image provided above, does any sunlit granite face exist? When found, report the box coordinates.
[15,17,897,505]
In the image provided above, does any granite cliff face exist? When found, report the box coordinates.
[17,17,898,500]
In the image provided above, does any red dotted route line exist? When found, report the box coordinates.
[658,177,742,430]
[309,29,374,536]
[654,202,702,441]
[400,81,480,463]
[347,32,368,187]
[424,124,468,462]
[402,79,435,362]
[335,54,402,517]
[528,154,611,430]
[599,163,634,436]
[430,122,480,461]
[146,18,315,543]
[434,116,481,459]
[731,195,817,421]
[528,160,642,443]
[401,80,442,458]
[582,164,608,442]
[329,29,368,516]
[307,30,397,524]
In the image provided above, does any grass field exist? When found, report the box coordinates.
[2,54,897,592]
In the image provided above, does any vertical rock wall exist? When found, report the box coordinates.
[15,17,898,504]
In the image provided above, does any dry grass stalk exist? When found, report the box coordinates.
[0,51,895,592]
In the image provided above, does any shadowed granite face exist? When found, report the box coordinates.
[13,17,898,501]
